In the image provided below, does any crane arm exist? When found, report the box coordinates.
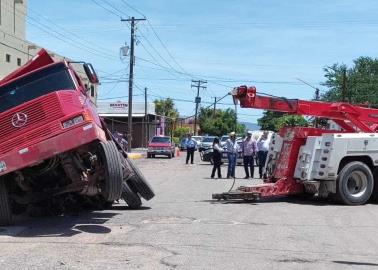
[232,86,378,132]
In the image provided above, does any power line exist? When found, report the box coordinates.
[2,2,117,61]
[90,0,122,18]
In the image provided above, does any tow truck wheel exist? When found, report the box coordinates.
[121,181,142,209]
[336,161,373,205]
[0,178,12,226]
[98,141,123,202]
[126,158,155,200]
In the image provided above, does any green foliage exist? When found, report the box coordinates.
[154,98,179,119]
[198,107,246,136]
[154,98,179,135]
[275,115,309,130]
[258,111,285,131]
[257,111,308,132]
[172,137,180,146]
[173,127,190,138]
[321,56,378,105]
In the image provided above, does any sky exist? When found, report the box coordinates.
[27,0,378,123]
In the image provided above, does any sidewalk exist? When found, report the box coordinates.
[127,148,147,159]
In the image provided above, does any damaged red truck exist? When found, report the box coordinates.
[0,49,154,225]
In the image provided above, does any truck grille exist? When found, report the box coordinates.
[0,93,64,154]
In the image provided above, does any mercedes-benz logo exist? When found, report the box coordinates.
[11,112,28,128]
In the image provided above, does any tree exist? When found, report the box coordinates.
[275,115,308,130]
[154,98,179,136]
[154,98,179,119]
[198,107,245,136]
[173,127,190,139]
[321,57,378,105]
[257,111,308,132]
[258,111,285,131]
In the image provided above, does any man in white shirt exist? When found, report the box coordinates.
[225,132,238,178]
[257,131,269,178]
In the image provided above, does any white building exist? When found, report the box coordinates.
[0,0,98,102]
[97,100,158,148]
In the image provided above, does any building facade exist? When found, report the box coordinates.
[97,100,157,148]
[0,0,98,103]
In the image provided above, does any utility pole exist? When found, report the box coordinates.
[191,80,207,135]
[144,87,148,148]
[121,16,146,152]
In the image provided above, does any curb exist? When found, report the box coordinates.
[127,153,143,159]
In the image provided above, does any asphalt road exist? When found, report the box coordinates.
[2,153,378,269]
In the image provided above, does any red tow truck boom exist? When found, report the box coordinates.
[233,85,378,133]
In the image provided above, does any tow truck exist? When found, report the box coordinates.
[0,49,154,225]
[213,85,378,205]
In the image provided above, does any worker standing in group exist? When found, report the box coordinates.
[242,130,257,179]
[211,137,223,179]
[257,131,269,178]
[185,134,197,164]
[225,132,238,178]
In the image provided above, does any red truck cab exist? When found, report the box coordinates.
[0,50,107,176]
[0,49,150,225]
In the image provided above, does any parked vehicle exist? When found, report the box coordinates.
[0,49,154,225]
[192,136,204,144]
[179,137,199,151]
[221,140,243,165]
[220,135,229,147]
[179,138,187,151]
[198,136,216,152]
[200,140,243,165]
[147,136,175,158]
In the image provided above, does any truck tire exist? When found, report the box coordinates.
[126,159,155,200]
[336,161,373,205]
[98,141,123,202]
[121,181,142,209]
[0,178,12,226]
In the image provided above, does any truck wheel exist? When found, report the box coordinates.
[0,178,12,226]
[98,141,123,202]
[126,159,155,200]
[121,181,142,209]
[168,153,172,159]
[336,161,373,205]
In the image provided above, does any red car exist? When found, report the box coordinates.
[147,136,175,158]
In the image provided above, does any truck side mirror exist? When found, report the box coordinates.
[83,63,99,84]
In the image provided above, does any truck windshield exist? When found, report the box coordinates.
[0,63,75,113]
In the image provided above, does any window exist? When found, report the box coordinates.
[0,63,76,113]
[90,85,95,97]
[5,53,10,63]
[17,58,21,66]
[151,137,171,143]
